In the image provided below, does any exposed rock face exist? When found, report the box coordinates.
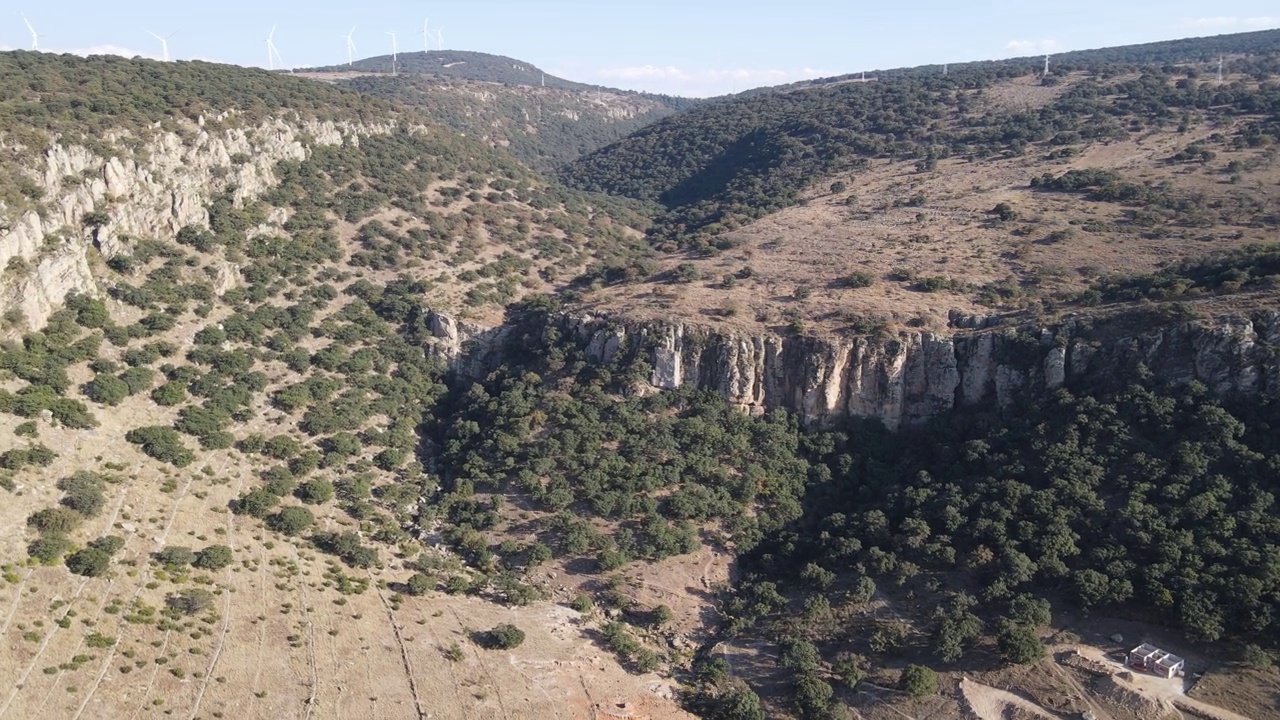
[558,310,1280,428]
[0,117,392,330]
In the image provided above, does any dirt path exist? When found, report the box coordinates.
[375,573,427,720]
[960,678,1064,720]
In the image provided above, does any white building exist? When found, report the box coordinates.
[1128,643,1185,679]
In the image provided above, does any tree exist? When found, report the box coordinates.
[996,621,1045,664]
[898,664,938,697]
[235,488,279,518]
[406,572,433,596]
[482,623,525,650]
[793,674,834,718]
[66,547,111,577]
[27,507,84,534]
[155,545,196,567]
[194,545,234,571]
[86,375,129,406]
[28,533,75,564]
[125,426,194,467]
[166,588,215,616]
[704,681,765,720]
[268,506,314,536]
[295,479,335,505]
[780,639,822,673]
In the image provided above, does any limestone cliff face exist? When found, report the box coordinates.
[0,116,393,330]
[560,310,1280,428]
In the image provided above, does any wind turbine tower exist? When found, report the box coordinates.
[344,26,356,66]
[22,15,39,51]
[387,31,397,75]
[1217,55,1224,83]
[266,25,286,71]
[437,27,444,51]
[147,31,174,62]
[1043,54,1050,77]
[422,18,430,52]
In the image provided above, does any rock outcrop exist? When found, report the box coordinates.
[559,310,1280,429]
[0,116,392,330]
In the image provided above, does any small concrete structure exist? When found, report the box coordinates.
[1128,643,1185,679]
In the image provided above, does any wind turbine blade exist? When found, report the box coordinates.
[23,15,35,35]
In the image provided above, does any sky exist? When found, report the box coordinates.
[2,1,1278,97]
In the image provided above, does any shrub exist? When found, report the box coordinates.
[66,548,112,577]
[119,367,154,395]
[405,573,432,596]
[89,535,125,555]
[86,375,129,406]
[996,621,1045,664]
[125,426,194,467]
[28,507,84,534]
[841,271,877,288]
[166,588,215,616]
[28,533,75,564]
[155,546,196,567]
[268,506,314,536]
[482,623,525,650]
[898,664,938,697]
[193,545,234,571]
[234,488,279,518]
[295,479,335,505]
[150,381,187,406]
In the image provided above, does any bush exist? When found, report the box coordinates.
[86,375,129,406]
[898,664,938,697]
[66,547,112,577]
[120,367,154,395]
[267,506,314,536]
[58,472,106,517]
[996,621,1045,664]
[150,381,187,406]
[193,545,234,571]
[28,507,84,534]
[125,426,194,467]
[405,572,432,596]
[482,623,526,650]
[89,535,125,555]
[840,271,877,288]
[28,533,75,564]
[234,488,279,518]
[155,546,196,567]
[166,588,215,616]
[295,479,335,505]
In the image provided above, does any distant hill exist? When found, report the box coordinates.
[563,28,1280,251]
[295,50,700,170]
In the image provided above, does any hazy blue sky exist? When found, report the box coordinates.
[4,1,1278,96]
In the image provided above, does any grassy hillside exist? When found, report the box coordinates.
[333,74,684,171]
[563,30,1280,253]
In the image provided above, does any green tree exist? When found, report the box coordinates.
[86,375,129,406]
[898,664,938,697]
[193,545,234,571]
[234,488,279,518]
[155,546,196,567]
[483,623,526,649]
[996,622,1045,664]
[66,547,112,577]
[268,506,315,536]
[406,572,433,596]
[166,588,215,616]
[295,479,335,505]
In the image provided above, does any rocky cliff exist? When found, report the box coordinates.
[556,309,1280,428]
[0,115,394,331]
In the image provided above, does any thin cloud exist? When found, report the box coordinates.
[63,44,161,60]
[1004,39,1061,56]
[1183,16,1280,30]
[585,64,828,97]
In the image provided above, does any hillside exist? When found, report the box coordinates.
[4,30,1280,720]
[0,50,691,720]
[294,51,698,170]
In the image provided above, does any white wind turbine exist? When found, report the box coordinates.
[436,27,443,51]
[343,26,356,66]
[22,15,39,51]
[386,31,397,75]
[266,24,286,71]
[147,30,175,62]
[422,17,430,52]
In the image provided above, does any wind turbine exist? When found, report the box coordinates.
[386,31,397,75]
[422,17,430,52]
[343,26,356,66]
[1043,54,1050,77]
[147,30,175,62]
[437,27,443,51]
[266,24,286,71]
[22,15,39,51]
